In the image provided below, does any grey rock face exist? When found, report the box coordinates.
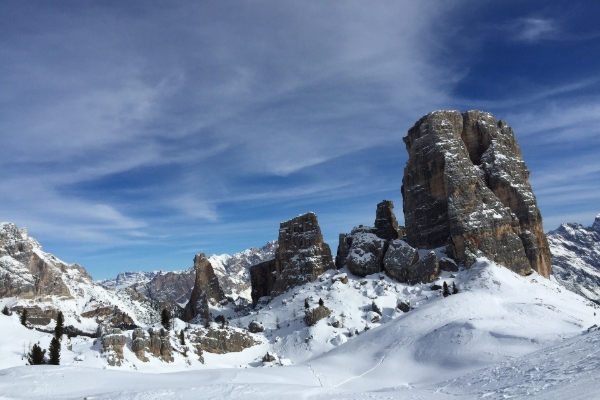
[375,200,403,241]
[548,215,600,302]
[183,254,223,322]
[402,110,551,278]
[382,240,418,282]
[335,233,352,269]
[198,328,257,354]
[99,327,127,366]
[407,252,440,284]
[305,305,331,326]
[248,320,265,333]
[346,231,387,276]
[249,213,334,305]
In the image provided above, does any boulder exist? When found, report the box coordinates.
[248,320,265,333]
[199,328,257,354]
[382,240,418,282]
[402,110,551,277]
[345,231,387,276]
[99,327,126,366]
[408,251,440,284]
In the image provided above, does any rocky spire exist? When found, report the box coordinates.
[402,110,551,278]
[593,214,600,232]
[250,212,334,306]
[374,200,403,241]
[183,253,222,322]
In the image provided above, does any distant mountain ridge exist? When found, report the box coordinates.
[99,240,277,307]
[548,214,600,303]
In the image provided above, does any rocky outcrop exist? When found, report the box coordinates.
[99,326,127,366]
[548,214,600,302]
[408,252,440,284]
[305,305,331,326]
[197,328,257,354]
[249,259,277,306]
[130,327,173,362]
[336,201,427,281]
[345,228,387,276]
[248,320,265,333]
[183,253,223,322]
[382,240,419,282]
[402,110,551,278]
[250,213,334,305]
[375,200,404,241]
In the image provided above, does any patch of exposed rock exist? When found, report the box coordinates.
[131,327,173,362]
[382,240,419,282]
[250,213,334,306]
[402,110,551,277]
[183,254,223,322]
[98,326,127,366]
[305,305,331,326]
[194,327,257,354]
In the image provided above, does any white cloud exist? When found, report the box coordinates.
[514,18,557,42]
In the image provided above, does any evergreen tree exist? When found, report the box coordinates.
[179,329,185,345]
[27,343,45,365]
[48,337,60,365]
[55,311,64,340]
[161,308,171,330]
[304,298,309,309]
[443,281,450,297]
[318,298,324,307]
[20,309,28,326]
[2,306,10,316]
[452,282,459,294]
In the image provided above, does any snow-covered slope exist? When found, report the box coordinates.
[0,222,159,331]
[548,214,600,302]
[1,259,598,399]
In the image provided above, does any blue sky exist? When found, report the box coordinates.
[1,1,599,280]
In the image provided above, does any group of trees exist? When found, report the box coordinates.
[442,281,459,297]
[27,311,64,366]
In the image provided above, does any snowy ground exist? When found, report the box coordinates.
[2,259,600,399]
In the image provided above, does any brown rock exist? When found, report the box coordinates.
[402,110,551,278]
[197,327,257,354]
[305,305,331,326]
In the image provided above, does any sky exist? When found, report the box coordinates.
[1,1,599,280]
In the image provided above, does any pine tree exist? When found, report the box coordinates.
[318,298,324,307]
[20,309,28,326]
[443,281,450,297]
[2,306,10,316]
[179,329,185,345]
[48,337,60,365]
[304,298,309,309]
[452,282,459,294]
[27,343,45,365]
[55,311,64,340]
[161,308,171,330]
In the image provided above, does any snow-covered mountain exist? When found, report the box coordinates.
[1,259,598,399]
[100,240,277,306]
[548,214,600,303]
[0,222,159,331]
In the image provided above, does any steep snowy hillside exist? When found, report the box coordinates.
[0,259,598,399]
[548,214,600,302]
[0,222,159,331]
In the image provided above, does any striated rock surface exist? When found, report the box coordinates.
[250,213,334,305]
[183,253,223,322]
[548,214,600,303]
[402,110,551,278]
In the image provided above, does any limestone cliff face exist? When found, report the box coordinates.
[250,212,334,306]
[183,253,223,322]
[402,110,551,278]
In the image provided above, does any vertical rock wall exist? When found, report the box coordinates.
[401,110,551,278]
[183,253,223,321]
